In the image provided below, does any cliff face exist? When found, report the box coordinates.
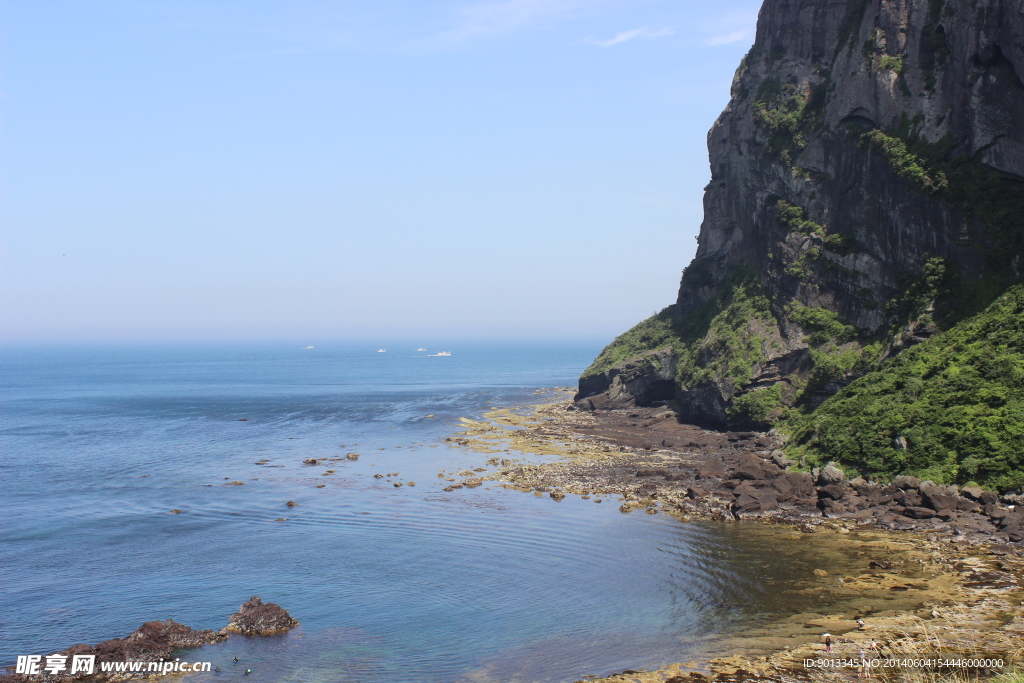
[579,0,1024,436]
[577,0,1024,485]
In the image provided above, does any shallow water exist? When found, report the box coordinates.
[1,343,892,682]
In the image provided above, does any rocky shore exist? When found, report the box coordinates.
[442,395,1024,682]
[446,397,1023,546]
[1,597,296,682]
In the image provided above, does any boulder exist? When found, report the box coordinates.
[771,476,794,498]
[817,464,845,486]
[957,499,981,513]
[819,498,846,517]
[733,490,778,515]
[225,596,298,636]
[893,475,920,490]
[769,450,794,468]
[921,489,960,513]
[961,485,985,501]
[784,471,816,497]
[895,490,923,507]
[735,455,768,480]
[817,483,847,501]
[979,490,1000,506]
[904,506,937,519]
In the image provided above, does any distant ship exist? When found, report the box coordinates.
[434,351,451,357]
[377,348,386,353]
[416,347,427,352]
[303,346,314,349]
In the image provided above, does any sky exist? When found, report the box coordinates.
[1,0,761,343]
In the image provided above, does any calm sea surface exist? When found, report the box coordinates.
[1,343,861,683]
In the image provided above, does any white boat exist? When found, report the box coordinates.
[416,347,427,352]
[377,348,386,353]
[303,346,314,349]
[434,351,451,357]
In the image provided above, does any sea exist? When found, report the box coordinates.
[0,343,862,683]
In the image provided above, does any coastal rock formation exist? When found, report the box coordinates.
[578,0,1024,491]
[576,348,677,410]
[1,599,298,682]
[224,596,298,636]
[0,620,226,682]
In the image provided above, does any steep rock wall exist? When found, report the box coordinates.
[579,0,1024,431]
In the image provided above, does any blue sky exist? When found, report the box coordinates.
[1,0,760,342]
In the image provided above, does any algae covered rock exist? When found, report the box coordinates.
[224,596,298,635]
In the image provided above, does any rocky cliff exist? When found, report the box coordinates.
[578,0,1024,490]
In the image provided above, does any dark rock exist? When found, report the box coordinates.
[817,483,847,501]
[893,476,920,490]
[760,461,783,478]
[771,476,794,498]
[961,485,985,501]
[845,494,869,510]
[904,506,937,519]
[921,489,959,512]
[225,596,299,636]
[869,559,894,569]
[734,481,767,497]
[575,347,678,409]
[784,471,815,497]
[733,490,778,515]
[895,490,923,507]
[957,499,981,513]
[735,454,768,480]
[687,486,709,499]
[819,498,846,517]
[987,505,1009,520]
[979,491,1000,506]
[997,511,1024,529]
[636,468,671,478]
[769,450,794,468]
[817,464,845,486]
[2,620,228,682]
[697,458,727,479]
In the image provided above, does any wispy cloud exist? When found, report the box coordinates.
[592,25,674,47]
[706,29,751,46]
[435,0,591,43]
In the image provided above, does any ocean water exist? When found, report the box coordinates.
[2,343,859,683]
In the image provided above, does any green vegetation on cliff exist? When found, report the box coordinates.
[582,271,773,388]
[581,306,686,378]
[676,275,774,392]
[752,78,829,169]
[787,285,1024,491]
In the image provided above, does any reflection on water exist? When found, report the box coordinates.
[0,344,925,683]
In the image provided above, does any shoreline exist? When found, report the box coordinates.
[441,392,1024,682]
